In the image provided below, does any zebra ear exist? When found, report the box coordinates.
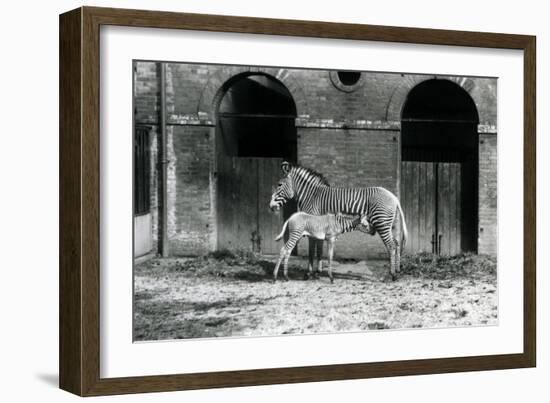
[281,161,291,175]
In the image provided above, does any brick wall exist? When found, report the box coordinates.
[134,62,159,124]
[288,70,402,120]
[168,64,212,116]
[298,128,398,189]
[478,134,498,255]
[166,125,215,255]
[471,78,498,127]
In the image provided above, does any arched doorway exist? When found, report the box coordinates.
[216,73,297,254]
[400,79,479,255]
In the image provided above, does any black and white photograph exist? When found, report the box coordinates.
[132,61,498,341]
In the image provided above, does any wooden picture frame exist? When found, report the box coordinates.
[59,6,536,396]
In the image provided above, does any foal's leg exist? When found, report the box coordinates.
[283,250,292,281]
[274,248,293,282]
[306,238,315,279]
[273,248,285,281]
[274,237,297,281]
[327,238,335,283]
[314,239,323,279]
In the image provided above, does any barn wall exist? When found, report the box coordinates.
[134,61,498,258]
[478,133,498,255]
[286,70,403,120]
[475,80,498,256]
[470,78,498,127]
[134,62,160,124]
[166,125,215,255]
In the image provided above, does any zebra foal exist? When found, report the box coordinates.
[273,212,371,283]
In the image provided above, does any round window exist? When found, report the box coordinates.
[337,71,361,86]
[330,70,364,92]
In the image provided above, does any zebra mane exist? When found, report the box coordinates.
[290,164,330,186]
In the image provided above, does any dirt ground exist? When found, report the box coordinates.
[134,251,497,341]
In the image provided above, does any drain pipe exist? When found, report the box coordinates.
[160,63,169,257]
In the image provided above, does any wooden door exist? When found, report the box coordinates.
[401,161,467,255]
[436,163,462,255]
[401,161,436,254]
[217,157,283,254]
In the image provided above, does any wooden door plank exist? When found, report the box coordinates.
[437,163,446,255]
[456,162,462,255]
[217,155,229,250]
[450,163,459,255]
[438,163,451,255]
[240,158,259,250]
[399,162,406,252]
[258,159,269,254]
[426,163,436,254]
[419,162,428,252]
[401,162,413,253]
[229,157,239,250]
[405,161,410,253]
[456,163,462,253]
[414,161,422,252]
[258,158,283,254]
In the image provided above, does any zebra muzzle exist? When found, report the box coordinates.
[269,201,281,212]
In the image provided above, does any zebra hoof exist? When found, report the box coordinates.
[304,272,311,280]
[284,276,290,282]
[329,277,334,284]
[391,274,397,282]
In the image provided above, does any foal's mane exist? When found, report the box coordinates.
[291,164,330,186]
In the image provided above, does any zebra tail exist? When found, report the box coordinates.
[275,219,290,241]
[397,202,408,251]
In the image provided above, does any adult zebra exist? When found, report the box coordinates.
[269,161,408,280]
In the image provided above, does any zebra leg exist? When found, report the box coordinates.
[273,248,286,281]
[327,238,335,283]
[306,238,315,279]
[314,239,323,279]
[283,251,291,281]
[389,245,397,281]
[394,237,401,273]
[274,237,296,281]
[377,224,397,281]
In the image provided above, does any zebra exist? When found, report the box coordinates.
[269,161,408,280]
[273,212,371,283]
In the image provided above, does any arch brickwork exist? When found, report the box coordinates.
[385,75,486,123]
[198,67,308,119]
